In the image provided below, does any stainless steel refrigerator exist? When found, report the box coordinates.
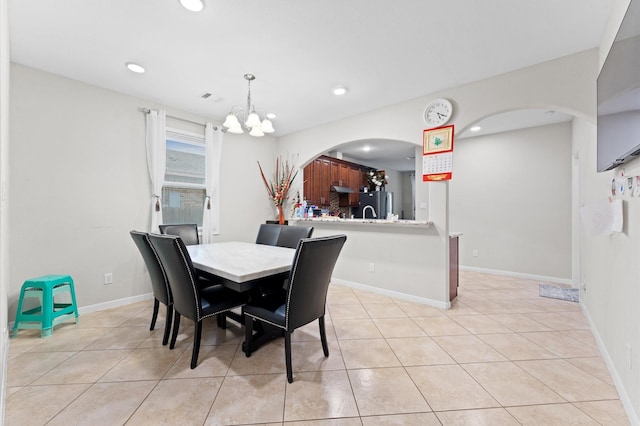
[356,191,393,219]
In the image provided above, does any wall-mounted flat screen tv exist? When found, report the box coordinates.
[597,0,640,172]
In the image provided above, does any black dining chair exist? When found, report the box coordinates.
[276,225,314,249]
[243,234,347,383]
[159,224,199,246]
[255,223,282,246]
[130,230,174,346]
[148,233,247,369]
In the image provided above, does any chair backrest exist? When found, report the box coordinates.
[130,231,171,305]
[159,224,199,246]
[255,224,282,246]
[148,233,201,322]
[276,226,314,249]
[285,234,347,330]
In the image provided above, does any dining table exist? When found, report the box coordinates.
[186,241,296,352]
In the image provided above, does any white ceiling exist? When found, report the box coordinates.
[9,0,613,164]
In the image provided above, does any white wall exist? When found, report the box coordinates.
[7,64,276,319]
[0,0,10,421]
[450,123,572,281]
[575,1,639,420]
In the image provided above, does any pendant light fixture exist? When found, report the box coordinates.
[222,74,275,137]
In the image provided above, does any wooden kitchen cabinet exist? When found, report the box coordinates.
[304,155,372,208]
[449,236,459,301]
[304,157,331,206]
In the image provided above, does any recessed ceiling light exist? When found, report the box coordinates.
[125,62,145,74]
[470,126,482,132]
[332,86,347,96]
[266,113,277,119]
[180,0,205,12]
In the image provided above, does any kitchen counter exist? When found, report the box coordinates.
[290,217,433,228]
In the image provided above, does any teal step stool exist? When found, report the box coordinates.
[13,274,79,338]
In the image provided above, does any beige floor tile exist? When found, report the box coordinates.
[47,380,157,426]
[84,325,155,350]
[33,349,131,384]
[348,367,431,416]
[477,333,558,361]
[520,331,601,357]
[386,336,455,366]
[507,403,600,425]
[228,340,287,375]
[431,335,507,363]
[284,370,359,421]
[573,400,631,425]
[8,330,53,353]
[463,361,566,406]
[285,419,361,426]
[291,319,338,343]
[466,300,516,314]
[516,359,619,401]
[412,316,470,336]
[496,299,545,314]
[99,347,184,381]
[339,338,401,369]
[354,291,393,304]
[361,412,440,425]
[290,341,346,372]
[7,351,76,386]
[451,314,513,334]
[205,374,286,425]
[26,327,111,352]
[445,301,480,316]
[327,291,361,305]
[486,313,552,332]
[362,303,407,318]
[371,318,426,338]
[329,303,369,319]
[565,356,614,386]
[406,364,499,411]
[333,318,383,340]
[127,377,222,425]
[436,407,520,425]
[395,301,446,317]
[164,344,238,378]
[5,383,90,425]
[525,312,590,331]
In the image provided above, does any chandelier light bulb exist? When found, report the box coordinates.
[227,126,243,134]
[223,113,241,129]
[179,0,205,12]
[261,119,275,133]
[245,112,262,128]
[249,127,264,137]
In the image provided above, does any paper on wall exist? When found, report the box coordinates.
[579,198,623,236]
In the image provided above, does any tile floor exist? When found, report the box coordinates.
[5,271,630,425]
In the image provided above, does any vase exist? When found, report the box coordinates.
[277,205,285,225]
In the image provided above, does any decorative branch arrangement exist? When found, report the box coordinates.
[257,156,299,223]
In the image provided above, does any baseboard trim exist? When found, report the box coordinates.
[331,278,450,310]
[7,292,154,330]
[1,327,8,424]
[581,301,639,425]
[77,293,154,315]
[459,265,573,286]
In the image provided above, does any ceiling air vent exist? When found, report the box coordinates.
[201,92,213,99]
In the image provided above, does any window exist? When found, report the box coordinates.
[162,129,206,226]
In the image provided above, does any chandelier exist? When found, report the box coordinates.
[222,74,275,137]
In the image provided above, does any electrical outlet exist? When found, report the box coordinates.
[369,263,375,272]
[104,273,113,284]
[472,249,478,257]
[627,344,632,370]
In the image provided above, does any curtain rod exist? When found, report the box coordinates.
[140,107,219,131]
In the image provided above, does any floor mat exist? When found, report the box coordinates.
[539,283,579,302]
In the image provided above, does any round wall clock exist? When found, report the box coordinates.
[424,98,453,127]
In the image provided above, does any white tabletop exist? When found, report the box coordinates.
[186,241,296,283]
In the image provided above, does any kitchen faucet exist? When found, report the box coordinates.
[362,205,377,219]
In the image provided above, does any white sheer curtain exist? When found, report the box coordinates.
[145,110,166,234]
[201,123,223,243]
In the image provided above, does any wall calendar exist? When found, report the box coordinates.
[422,125,454,181]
